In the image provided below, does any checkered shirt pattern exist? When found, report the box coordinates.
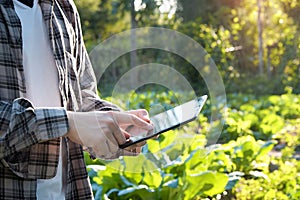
[0,0,119,199]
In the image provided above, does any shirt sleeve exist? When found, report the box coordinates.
[79,48,122,112]
[0,98,69,159]
[72,4,122,112]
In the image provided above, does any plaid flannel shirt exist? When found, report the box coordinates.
[0,0,119,199]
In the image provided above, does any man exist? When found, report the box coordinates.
[0,0,152,199]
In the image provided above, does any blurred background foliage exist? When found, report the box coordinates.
[75,0,300,96]
[74,0,299,199]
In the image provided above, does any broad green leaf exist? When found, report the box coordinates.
[146,139,160,153]
[268,95,281,105]
[142,170,163,188]
[120,175,136,187]
[243,113,259,126]
[122,172,143,186]
[183,171,228,199]
[241,141,256,159]
[161,184,182,200]
[255,140,277,159]
[106,154,157,174]
[159,130,177,149]
[184,149,207,173]
[260,114,285,135]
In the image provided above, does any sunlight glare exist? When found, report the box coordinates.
[159,0,177,18]
[134,0,177,18]
[135,0,146,11]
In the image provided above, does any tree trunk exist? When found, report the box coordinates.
[257,0,264,75]
[267,46,271,78]
[130,0,138,87]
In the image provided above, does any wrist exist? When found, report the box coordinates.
[66,111,83,145]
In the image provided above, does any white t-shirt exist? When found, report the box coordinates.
[13,0,66,199]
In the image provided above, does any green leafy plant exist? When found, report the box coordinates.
[85,92,300,199]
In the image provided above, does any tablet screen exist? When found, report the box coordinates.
[119,95,207,148]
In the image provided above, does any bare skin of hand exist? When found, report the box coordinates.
[66,110,153,159]
[125,109,159,139]
[121,109,152,151]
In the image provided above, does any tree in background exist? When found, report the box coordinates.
[74,0,122,50]
[75,0,300,95]
[74,0,161,50]
[75,0,165,95]
[228,0,299,94]
[174,0,300,94]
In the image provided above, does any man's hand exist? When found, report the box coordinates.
[121,109,151,136]
[125,109,159,140]
[66,110,153,159]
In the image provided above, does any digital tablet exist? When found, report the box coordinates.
[119,95,208,148]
